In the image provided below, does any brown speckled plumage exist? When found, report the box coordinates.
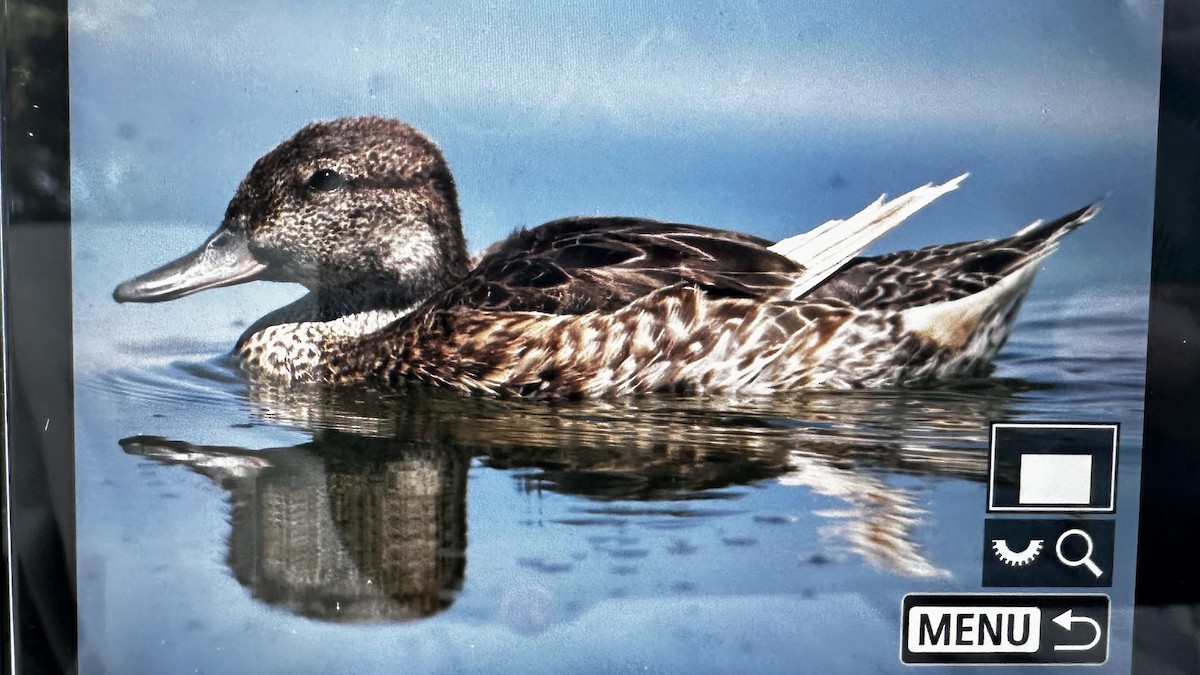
[114,116,1097,398]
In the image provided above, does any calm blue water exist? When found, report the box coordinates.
[73,231,1147,673]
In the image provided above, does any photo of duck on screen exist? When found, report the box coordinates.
[71,2,1160,673]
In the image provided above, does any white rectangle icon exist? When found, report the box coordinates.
[1019,454,1092,504]
[907,606,1041,654]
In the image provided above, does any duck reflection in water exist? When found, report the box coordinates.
[121,433,469,623]
[121,382,1025,623]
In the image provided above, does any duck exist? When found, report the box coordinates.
[113,116,1097,398]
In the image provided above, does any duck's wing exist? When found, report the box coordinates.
[433,217,805,314]
[806,204,1099,310]
[770,175,967,300]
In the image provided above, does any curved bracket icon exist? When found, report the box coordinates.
[1052,610,1101,651]
[991,538,1045,567]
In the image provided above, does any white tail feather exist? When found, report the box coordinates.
[770,174,968,301]
[1013,218,1045,237]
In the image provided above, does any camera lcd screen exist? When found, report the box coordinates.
[7,1,1192,673]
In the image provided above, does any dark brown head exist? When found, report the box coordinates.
[114,117,470,307]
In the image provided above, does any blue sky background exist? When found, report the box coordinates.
[70,0,1163,297]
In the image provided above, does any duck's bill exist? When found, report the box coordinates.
[113,227,268,303]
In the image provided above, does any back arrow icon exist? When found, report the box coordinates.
[1052,609,1101,651]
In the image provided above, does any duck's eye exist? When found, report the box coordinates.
[306,169,346,192]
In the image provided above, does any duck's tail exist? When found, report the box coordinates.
[1002,203,1101,270]
[770,174,968,301]
[896,202,1099,369]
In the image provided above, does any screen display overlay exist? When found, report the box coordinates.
[45,1,1167,672]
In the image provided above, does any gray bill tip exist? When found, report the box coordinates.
[113,279,148,303]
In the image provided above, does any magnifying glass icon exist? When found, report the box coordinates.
[1055,528,1103,578]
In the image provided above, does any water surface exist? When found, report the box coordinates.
[74,281,1146,673]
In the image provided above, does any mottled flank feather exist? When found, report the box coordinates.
[316,286,931,397]
[115,116,1099,398]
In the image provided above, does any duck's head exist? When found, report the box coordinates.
[114,116,470,306]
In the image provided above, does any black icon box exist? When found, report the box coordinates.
[901,593,1110,665]
[982,519,1115,588]
[988,423,1118,513]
